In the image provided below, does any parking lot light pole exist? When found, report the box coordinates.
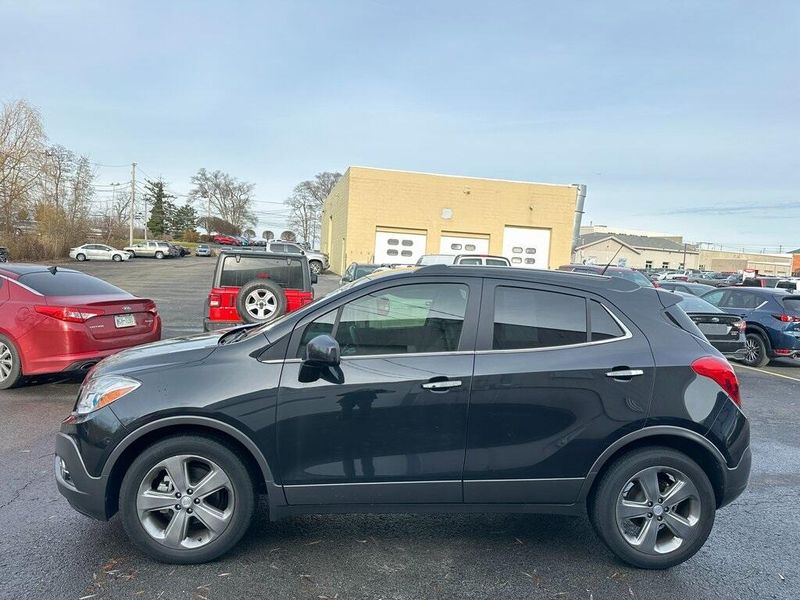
[129,162,137,246]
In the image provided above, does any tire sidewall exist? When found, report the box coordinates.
[309,260,322,274]
[155,251,164,259]
[235,280,287,324]
[113,254,122,262]
[590,447,716,569]
[76,253,86,261]
[119,435,255,564]
[0,334,22,390]
[743,332,769,367]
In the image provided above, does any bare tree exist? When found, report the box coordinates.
[188,168,256,230]
[284,171,341,246]
[0,100,46,233]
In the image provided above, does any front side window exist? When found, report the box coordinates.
[492,287,587,350]
[300,283,469,357]
[722,290,760,309]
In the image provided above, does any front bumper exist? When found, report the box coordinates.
[54,432,110,521]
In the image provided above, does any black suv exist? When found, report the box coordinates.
[55,266,750,568]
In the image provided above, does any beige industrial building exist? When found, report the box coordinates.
[320,166,584,274]
[573,232,700,270]
[697,249,792,276]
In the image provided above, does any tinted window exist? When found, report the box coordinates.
[486,258,508,266]
[611,269,653,287]
[493,287,587,350]
[590,301,625,341]
[334,283,468,356]
[219,255,305,289]
[722,290,760,309]
[458,258,481,265]
[354,265,379,278]
[298,308,337,356]
[702,290,724,306]
[18,271,126,296]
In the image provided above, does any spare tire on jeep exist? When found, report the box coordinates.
[236,279,287,324]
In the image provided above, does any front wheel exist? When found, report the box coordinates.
[742,333,769,367]
[155,251,164,259]
[112,254,122,262]
[589,447,716,569]
[309,260,323,275]
[76,253,86,261]
[119,435,256,564]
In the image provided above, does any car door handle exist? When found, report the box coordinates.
[421,380,462,390]
[605,369,644,379]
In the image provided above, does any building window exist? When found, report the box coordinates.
[524,258,536,264]
[464,244,476,251]
[511,257,522,264]
[450,243,462,250]
[645,261,653,270]
[401,239,413,247]
[387,249,398,256]
[662,262,669,269]
[401,250,412,257]
[387,239,399,246]
[512,246,523,254]
[525,248,536,254]
[679,263,685,269]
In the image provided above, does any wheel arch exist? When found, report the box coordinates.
[103,416,281,517]
[580,426,727,509]
[744,323,772,352]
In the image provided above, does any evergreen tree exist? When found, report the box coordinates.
[144,179,175,237]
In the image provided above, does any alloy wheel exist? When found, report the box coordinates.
[0,342,13,382]
[310,261,322,274]
[244,289,277,320]
[615,465,701,555]
[136,454,235,550]
[744,337,760,364]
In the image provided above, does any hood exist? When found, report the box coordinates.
[90,332,222,378]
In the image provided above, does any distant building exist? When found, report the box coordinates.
[699,249,792,276]
[573,232,699,270]
[791,249,800,276]
[320,166,584,274]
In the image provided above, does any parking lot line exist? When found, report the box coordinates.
[734,364,800,382]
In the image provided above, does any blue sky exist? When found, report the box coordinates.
[1,1,797,249]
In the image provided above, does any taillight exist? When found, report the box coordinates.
[143,300,157,313]
[772,314,800,323]
[208,293,221,308]
[691,356,741,407]
[35,305,103,323]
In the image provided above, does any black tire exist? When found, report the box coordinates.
[155,251,164,259]
[235,279,287,324]
[309,260,323,275]
[742,332,769,367]
[112,253,122,262]
[589,446,716,569]
[0,334,22,390]
[76,253,86,261]
[119,435,256,564]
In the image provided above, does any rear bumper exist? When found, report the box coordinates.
[719,445,751,508]
[54,432,110,521]
[203,318,242,332]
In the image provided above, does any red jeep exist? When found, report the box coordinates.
[203,250,316,331]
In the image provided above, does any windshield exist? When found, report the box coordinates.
[18,271,127,296]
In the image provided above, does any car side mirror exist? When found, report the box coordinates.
[311,272,318,284]
[304,335,340,367]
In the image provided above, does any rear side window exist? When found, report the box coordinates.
[486,258,508,266]
[18,271,126,296]
[492,287,587,349]
[219,256,305,289]
[590,301,626,341]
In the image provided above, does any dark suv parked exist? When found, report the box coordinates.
[56,266,750,569]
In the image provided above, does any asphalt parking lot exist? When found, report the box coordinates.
[0,257,798,599]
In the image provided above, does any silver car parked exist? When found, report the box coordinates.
[69,243,130,262]
[123,240,178,259]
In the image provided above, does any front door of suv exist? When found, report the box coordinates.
[277,278,480,504]
[463,280,655,504]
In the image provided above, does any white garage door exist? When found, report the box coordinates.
[502,226,551,269]
[439,235,490,255]
[374,231,427,265]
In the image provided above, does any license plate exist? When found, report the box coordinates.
[114,314,136,328]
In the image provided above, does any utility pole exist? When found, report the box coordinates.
[129,162,137,245]
[143,184,148,241]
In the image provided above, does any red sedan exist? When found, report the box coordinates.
[212,234,241,246]
[0,264,161,389]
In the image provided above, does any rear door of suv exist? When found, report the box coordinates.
[463,279,655,504]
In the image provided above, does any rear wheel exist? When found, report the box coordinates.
[309,260,323,275]
[119,435,256,564]
[742,332,769,367]
[0,335,22,390]
[590,447,715,569]
[155,251,164,259]
[112,253,122,262]
[76,253,86,261]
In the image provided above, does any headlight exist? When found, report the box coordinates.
[75,375,140,415]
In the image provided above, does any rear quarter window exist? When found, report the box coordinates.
[18,271,126,296]
[781,297,800,313]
